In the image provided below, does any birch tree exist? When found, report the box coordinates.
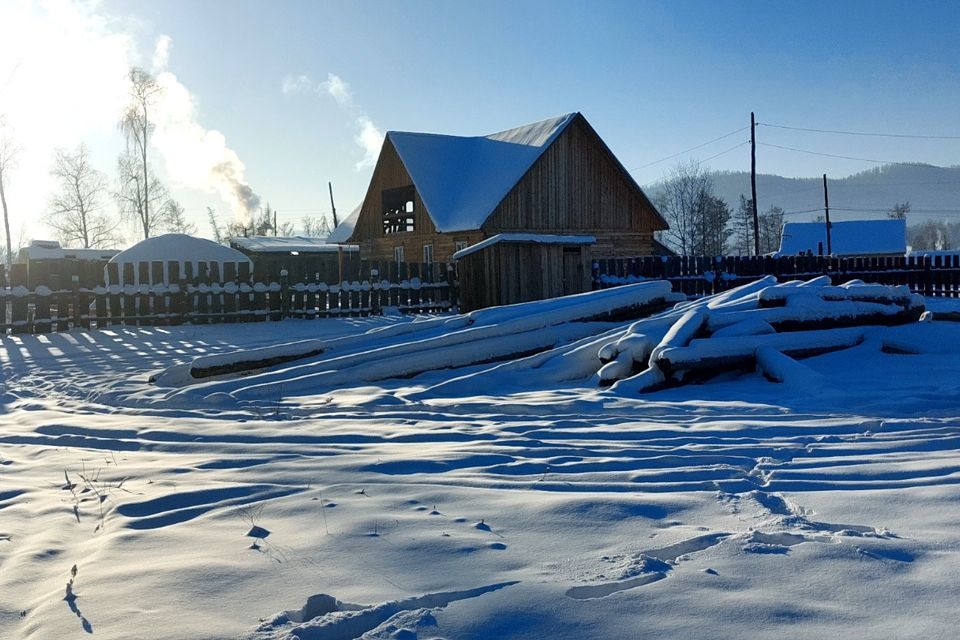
[118,67,167,239]
[0,118,20,269]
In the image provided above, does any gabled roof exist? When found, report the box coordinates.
[778,219,906,257]
[386,113,577,233]
[326,204,361,243]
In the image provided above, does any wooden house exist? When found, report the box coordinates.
[332,112,668,264]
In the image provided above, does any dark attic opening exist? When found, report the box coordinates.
[382,185,416,234]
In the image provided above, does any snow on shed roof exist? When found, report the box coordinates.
[109,234,253,284]
[388,113,577,233]
[230,236,358,254]
[326,204,361,243]
[19,240,119,261]
[777,219,906,257]
[453,233,596,260]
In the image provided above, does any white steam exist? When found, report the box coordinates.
[282,71,384,170]
[151,35,261,222]
[0,3,261,238]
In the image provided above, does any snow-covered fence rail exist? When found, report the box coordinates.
[0,260,459,335]
[593,254,960,298]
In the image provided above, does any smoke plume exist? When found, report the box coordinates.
[151,36,261,222]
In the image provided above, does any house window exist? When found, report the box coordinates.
[383,185,416,234]
[394,246,404,265]
[454,240,469,253]
[423,243,434,264]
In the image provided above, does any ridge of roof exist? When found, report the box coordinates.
[386,113,578,233]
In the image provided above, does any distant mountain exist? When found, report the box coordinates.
[646,164,960,223]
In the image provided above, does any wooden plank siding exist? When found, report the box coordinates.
[347,137,486,262]
[458,242,592,312]
[483,114,664,257]
[344,113,666,264]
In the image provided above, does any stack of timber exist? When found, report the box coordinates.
[154,281,675,396]
[597,276,925,392]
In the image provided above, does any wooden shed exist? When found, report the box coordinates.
[17,240,119,288]
[454,234,595,311]
[229,236,360,283]
[331,112,667,264]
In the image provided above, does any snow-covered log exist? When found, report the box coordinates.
[649,309,710,363]
[655,327,868,377]
[707,297,923,333]
[161,281,673,397]
[189,340,325,379]
[758,282,917,308]
[608,365,668,394]
[755,346,825,387]
[710,318,775,338]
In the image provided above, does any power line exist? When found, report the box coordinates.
[781,208,826,216]
[781,206,960,217]
[758,122,960,140]
[702,141,749,163]
[833,206,960,214]
[757,141,932,166]
[630,126,749,171]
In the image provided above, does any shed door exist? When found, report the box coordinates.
[562,248,583,296]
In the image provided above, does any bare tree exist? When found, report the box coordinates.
[691,193,731,256]
[162,200,196,235]
[116,153,175,238]
[302,215,332,238]
[119,67,165,239]
[0,118,20,269]
[758,205,785,254]
[888,201,910,220]
[0,222,26,268]
[731,195,755,256]
[654,160,714,255]
[208,207,223,243]
[44,144,120,248]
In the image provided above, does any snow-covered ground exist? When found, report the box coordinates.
[3,302,960,639]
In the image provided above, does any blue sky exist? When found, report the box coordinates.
[2,0,959,241]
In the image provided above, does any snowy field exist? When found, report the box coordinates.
[3,292,960,639]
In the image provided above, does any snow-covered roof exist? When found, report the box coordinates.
[19,240,119,262]
[326,204,361,243]
[388,113,577,233]
[453,233,596,260]
[229,236,359,254]
[111,234,251,266]
[777,219,906,257]
[109,234,252,284]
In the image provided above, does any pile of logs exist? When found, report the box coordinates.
[597,276,925,392]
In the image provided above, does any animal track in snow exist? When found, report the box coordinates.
[721,489,903,558]
[565,532,730,600]
[241,581,517,640]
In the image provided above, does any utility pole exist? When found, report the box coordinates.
[328,181,339,228]
[273,209,278,237]
[822,173,832,255]
[750,111,760,256]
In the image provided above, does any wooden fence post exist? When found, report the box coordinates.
[280,269,289,319]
